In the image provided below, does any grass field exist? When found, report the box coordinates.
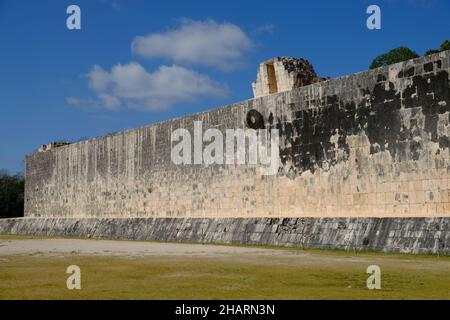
[0,235,449,299]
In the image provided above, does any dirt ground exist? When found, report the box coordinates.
[0,238,281,257]
[1,237,450,270]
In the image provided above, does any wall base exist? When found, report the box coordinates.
[0,217,449,255]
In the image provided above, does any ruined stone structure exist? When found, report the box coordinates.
[1,51,450,254]
[252,57,327,98]
[23,51,450,218]
[38,141,71,153]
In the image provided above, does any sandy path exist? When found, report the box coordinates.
[0,238,285,257]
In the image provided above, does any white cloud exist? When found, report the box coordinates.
[254,24,275,35]
[98,93,120,110]
[70,63,228,112]
[88,65,111,92]
[66,96,104,111]
[66,96,81,107]
[68,19,254,112]
[131,19,252,69]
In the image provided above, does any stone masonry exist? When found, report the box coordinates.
[252,57,327,98]
[23,51,450,219]
[0,217,448,254]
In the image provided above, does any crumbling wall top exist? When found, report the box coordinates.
[38,141,71,153]
[252,57,328,98]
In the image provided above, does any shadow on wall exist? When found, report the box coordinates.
[0,170,24,218]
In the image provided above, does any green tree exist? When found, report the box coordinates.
[439,40,450,51]
[369,47,419,69]
[425,49,441,56]
[425,40,450,56]
[0,170,24,218]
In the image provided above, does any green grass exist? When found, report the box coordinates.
[1,252,450,299]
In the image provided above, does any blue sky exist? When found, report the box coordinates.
[0,0,449,173]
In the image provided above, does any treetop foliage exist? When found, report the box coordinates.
[370,40,450,69]
[0,170,24,218]
[369,47,419,69]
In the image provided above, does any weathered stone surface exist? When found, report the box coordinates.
[25,51,450,218]
[252,57,327,98]
[0,217,448,254]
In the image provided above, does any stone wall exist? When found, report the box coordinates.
[0,217,448,254]
[25,51,450,218]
